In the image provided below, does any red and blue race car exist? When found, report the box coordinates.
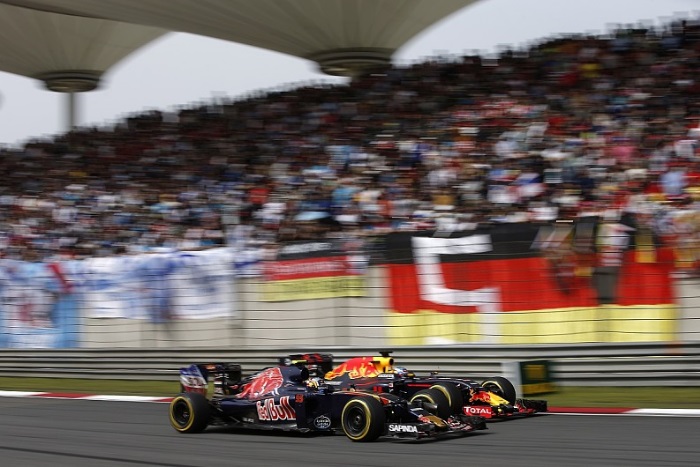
[281,352,547,420]
[169,359,487,442]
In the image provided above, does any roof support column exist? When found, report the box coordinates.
[36,70,101,133]
[66,91,77,131]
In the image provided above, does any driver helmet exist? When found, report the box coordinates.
[306,377,322,390]
[394,367,410,378]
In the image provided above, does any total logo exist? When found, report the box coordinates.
[313,415,331,429]
[463,406,493,417]
[388,424,418,433]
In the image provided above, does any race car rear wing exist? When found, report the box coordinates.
[179,362,243,394]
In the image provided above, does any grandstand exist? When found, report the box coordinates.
[1,5,700,347]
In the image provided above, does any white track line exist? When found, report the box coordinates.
[2,392,700,415]
[0,391,44,397]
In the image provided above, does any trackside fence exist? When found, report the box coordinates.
[1,342,699,386]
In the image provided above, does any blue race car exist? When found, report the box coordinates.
[169,359,487,442]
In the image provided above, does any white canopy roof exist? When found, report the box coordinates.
[0,2,166,91]
[1,0,481,76]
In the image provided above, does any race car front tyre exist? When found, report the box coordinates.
[410,388,451,420]
[169,392,211,433]
[430,383,463,414]
[341,396,385,442]
[481,376,517,405]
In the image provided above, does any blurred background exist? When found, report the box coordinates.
[0,1,699,397]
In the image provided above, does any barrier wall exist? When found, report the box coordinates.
[2,222,698,349]
[3,343,700,386]
[80,267,387,348]
[76,269,699,349]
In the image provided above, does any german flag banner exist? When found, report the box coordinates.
[261,239,367,301]
[384,221,677,345]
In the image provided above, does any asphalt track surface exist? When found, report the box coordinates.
[1,398,699,467]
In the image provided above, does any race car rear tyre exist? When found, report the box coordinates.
[410,388,451,419]
[481,376,517,405]
[169,392,211,433]
[341,396,385,442]
[430,383,463,414]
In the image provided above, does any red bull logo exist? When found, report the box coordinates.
[256,396,296,421]
[236,367,284,399]
[471,391,492,403]
[324,357,382,380]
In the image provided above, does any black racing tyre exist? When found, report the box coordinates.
[409,388,451,420]
[169,392,211,433]
[481,376,517,405]
[430,383,463,414]
[341,396,386,442]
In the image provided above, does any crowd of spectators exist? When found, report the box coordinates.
[3,16,700,266]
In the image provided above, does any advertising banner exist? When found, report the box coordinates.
[261,239,367,301]
[0,260,79,348]
[1,247,238,349]
[72,248,237,320]
[503,360,557,396]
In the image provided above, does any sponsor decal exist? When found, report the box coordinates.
[324,357,381,380]
[261,239,367,301]
[256,396,296,421]
[519,360,557,395]
[261,275,366,301]
[179,366,207,394]
[236,367,284,399]
[313,415,331,429]
[463,406,493,417]
[388,424,418,433]
[266,259,345,278]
